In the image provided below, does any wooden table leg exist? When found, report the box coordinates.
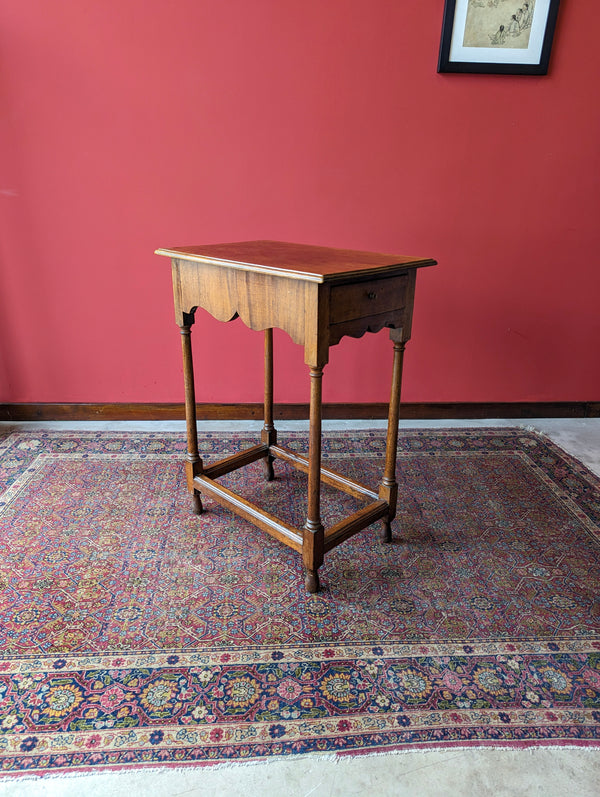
[261,328,276,481]
[378,335,406,541]
[179,311,203,515]
[303,365,325,593]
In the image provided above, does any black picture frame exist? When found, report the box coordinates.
[438,0,560,75]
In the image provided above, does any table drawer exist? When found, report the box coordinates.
[329,274,408,325]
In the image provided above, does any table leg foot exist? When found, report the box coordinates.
[305,568,320,594]
[382,520,392,543]
[263,456,275,482]
[191,490,203,515]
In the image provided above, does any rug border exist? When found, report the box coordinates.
[1,427,599,775]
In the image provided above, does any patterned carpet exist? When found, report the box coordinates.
[0,427,599,774]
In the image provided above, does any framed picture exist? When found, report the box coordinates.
[438,0,560,75]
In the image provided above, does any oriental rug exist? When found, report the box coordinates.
[0,427,599,775]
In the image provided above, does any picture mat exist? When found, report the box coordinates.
[449,0,551,64]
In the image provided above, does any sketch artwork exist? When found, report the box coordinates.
[463,0,535,48]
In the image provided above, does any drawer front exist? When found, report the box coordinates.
[329,274,408,325]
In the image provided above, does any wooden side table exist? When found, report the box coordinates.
[156,241,435,593]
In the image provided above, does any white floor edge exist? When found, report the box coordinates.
[2,417,599,476]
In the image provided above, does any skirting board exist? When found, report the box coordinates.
[0,402,598,422]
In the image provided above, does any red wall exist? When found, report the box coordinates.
[1,1,598,405]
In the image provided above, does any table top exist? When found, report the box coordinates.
[156,240,436,283]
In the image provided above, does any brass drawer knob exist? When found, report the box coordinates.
[367,291,377,300]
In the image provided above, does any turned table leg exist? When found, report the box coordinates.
[179,312,203,514]
[379,335,406,542]
[261,328,276,481]
[303,365,325,593]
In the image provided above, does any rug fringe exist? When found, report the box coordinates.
[4,742,599,782]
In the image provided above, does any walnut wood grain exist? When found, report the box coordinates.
[179,317,203,514]
[324,500,389,552]
[158,240,436,593]
[158,242,433,366]
[270,445,378,502]
[328,274,409,324]
[261,328,276,481]
[379,339,406,542]
[303,365,325,593]
[156,240,436,282]
[202,444,269,480]
[194,475,304,552]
